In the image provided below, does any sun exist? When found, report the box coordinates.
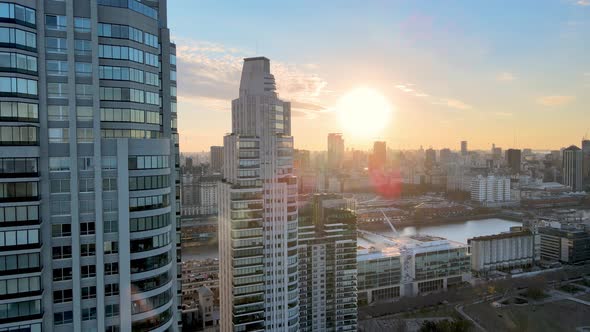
[336,87,393,140]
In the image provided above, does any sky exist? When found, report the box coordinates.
[168,0,590,152]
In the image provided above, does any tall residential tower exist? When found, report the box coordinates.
[218,57,299,331]
[0,1,181,331]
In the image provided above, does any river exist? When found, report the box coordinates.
[181,218,522,261]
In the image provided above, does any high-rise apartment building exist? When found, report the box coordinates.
[460,140,468,156]
[562,145,583,192]
[327,133,344,170]
[210,145,223,174]
[439,148,452,165]
[505,148,522,174]
[298,194,357,332]
[218,57,299,331]
[369,141,386,171]
[471,175,511,203]
[425,148,436,169]
[0,1,181,331]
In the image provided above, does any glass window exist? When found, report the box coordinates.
[74,17,91,32]
[75,62,92,77]
[46,15,67,30]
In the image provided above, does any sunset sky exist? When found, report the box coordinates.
[169,0,590,152]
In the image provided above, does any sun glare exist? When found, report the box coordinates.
[337,87,393,140]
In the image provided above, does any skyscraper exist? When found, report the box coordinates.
[439,148,452,164]
[210,145,223,174]
[562,145,583,192]
[425,148,436,169]
[327,133,344,170]
[505,149,522,174]
[218,57,299,331]
[298,194,357,331]
[582,140,590,189]
[0,1,181,331]
[369,141,386,171]
[461,140,468,156]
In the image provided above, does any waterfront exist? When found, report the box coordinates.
[181,218,522,261]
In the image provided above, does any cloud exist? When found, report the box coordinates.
[175,37,329,117]
[536,95,575,107]
[497,72,516,81]
[395,83,471,110]
[442,98,472,110]
[576,0,590,6]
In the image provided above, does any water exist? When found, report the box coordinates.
[381,218,522,244]
[181,218,523,261]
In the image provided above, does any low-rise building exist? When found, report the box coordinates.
[357,234,471,305]
[539,225,590,264]
[468,228,538,274]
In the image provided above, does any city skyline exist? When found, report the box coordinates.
[169,0,590,151]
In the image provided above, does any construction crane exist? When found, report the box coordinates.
[380,208,398,237]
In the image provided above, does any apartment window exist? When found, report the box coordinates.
[47,82,68,99]
[52,267,72,281]
[146,91,159,105]
[45,15,67,30]
[78,178,94,192]
[53,289,73,303]
[80,221,95,235]
[51,223,71,237]
[104,214,118,233]
[50,201,71,216]
[82,307,97,321]
[0,3,36,27]
[0,101,38,121]
[48,128,69,143]
[0,205,38,224]
[171,101,177,113]
[46,37,67,53]
[77,106,93,121]
[102,156,117,170]
[0,52,37,74]
[82,286,96,299]
[52,245,72,259]
[76,84,93,100]
[47,60,68,76]
[103,177,117,191]
[129,194,169,212]
[0,27,36,50]
[54,310,73,325]
[170,70,176,81]
[49,157,70,171]
[0,253,40,273]
[75,39,91,55]
[129,155,169,170]
[144,52,158,67]
[105,262,118,275]
[74,17,91,32]
[170,86,177,97]
[50,179,70,194]
[0,182,38,201]
[144,32,158,48]
[75,62,92,77]
[0,276,40,297]
[81,265,96,278]
[105,304,119,318]
[98,23,143,43]
[78,157,94,171]
[80,243,96,257]
[170,54,176,65]
[48,105,68,121]
[76,128,94,143]
[104,241,118,255]
[0,157,37,177]
[98,44,143,63]
[0,77,37,96]
[105,283,119,296]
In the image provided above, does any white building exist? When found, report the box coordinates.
[218,57,299,331]
[471,175,511,204]
[468,229,538,274]
[357,234,471,304]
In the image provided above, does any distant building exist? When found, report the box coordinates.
[468,228,538,274]
[294,149,311,171]
[210,145,223,174]
[492,144,502,159]
[327,133,345,170]
[439,148,452,164]
[505,149,522,174]
[583,140,590,188]
[539,226,590,264]
[425,148,436,169]
[357,235,470,304]
[370,141,387,171]
[461,140,468,156]
[182,174,221,216]
[471,175,511,204]
[562,145,583,192]
[298,195,357,331]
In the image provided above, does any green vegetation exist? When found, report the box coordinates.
[559,284,583,294]
[523,287,548,300]
[419,319,472,332]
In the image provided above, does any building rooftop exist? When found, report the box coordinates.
[468,229,532,242]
